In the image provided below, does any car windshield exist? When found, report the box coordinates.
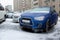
[24,7,50,13]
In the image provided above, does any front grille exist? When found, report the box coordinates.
[21,18,33,25]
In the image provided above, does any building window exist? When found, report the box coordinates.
[45,0,50,3]
[47,0,50,2]
[59,4,60,7]
[59,11,60,13]
[52,0,55,2]
[44,0,50,5]
[34,3,38,5]
[34,0,37,1]
[53,5,55,8]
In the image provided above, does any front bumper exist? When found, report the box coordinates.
[20,17,46,30]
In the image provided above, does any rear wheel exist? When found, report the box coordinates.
[3,15,6,22]
[55,19,58,25]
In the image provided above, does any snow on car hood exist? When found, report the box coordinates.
[13,13,22,17]
[7,13,13,15]
[21,12,50,17]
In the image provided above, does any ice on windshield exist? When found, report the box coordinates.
[30,11,49,13]
[24,7,50,13]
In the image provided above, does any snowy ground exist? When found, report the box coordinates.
[0,18,60,40]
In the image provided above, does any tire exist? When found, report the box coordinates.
[55,19,58,25]
[55,22,57,25]
[5,15,6,18]
[3,17,6,22]
[0,18,6,24]
[44,19,50,32]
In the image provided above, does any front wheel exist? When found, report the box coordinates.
[44,19,51,32]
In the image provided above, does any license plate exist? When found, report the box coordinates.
[22,20,30,23]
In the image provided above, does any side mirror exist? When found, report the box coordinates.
[51,12,53,15]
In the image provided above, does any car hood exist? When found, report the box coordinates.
[21,13,50,17]
[13,13,21,16]
[7,13,13,16]
[14,12,23,17]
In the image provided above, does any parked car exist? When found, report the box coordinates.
[13,12,22,23]
[0,4,6,23]
[6,12,14,18]
[0,11,6,23]
[19,7,58,32]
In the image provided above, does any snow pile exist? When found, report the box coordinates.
[0,17,60,40]
[46,18,60,40]
[0,29,47,40]
[47,31,60,39]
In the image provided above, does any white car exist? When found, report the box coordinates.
[6,12,14,18]
[13,12,22,23]
[0,11,6,23]
[0,4,6,23]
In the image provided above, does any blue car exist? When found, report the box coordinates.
[19,7,58,32]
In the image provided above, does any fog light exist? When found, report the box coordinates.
[38,24,42,28]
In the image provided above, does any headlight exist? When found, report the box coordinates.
[34,16,45,21]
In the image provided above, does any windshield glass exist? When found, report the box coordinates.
[24,7,50,13]
[30,8,50,13]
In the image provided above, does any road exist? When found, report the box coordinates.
[0,18,60,40]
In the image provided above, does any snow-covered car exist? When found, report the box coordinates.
[6,12,14,18]
[13,12,22,23]
[0,4,6,23]
[0,11,6,23]
[19,7,58,32]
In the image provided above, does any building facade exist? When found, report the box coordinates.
[13,0,60,15]
[43,0,60,15]
[13,0,31,12]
